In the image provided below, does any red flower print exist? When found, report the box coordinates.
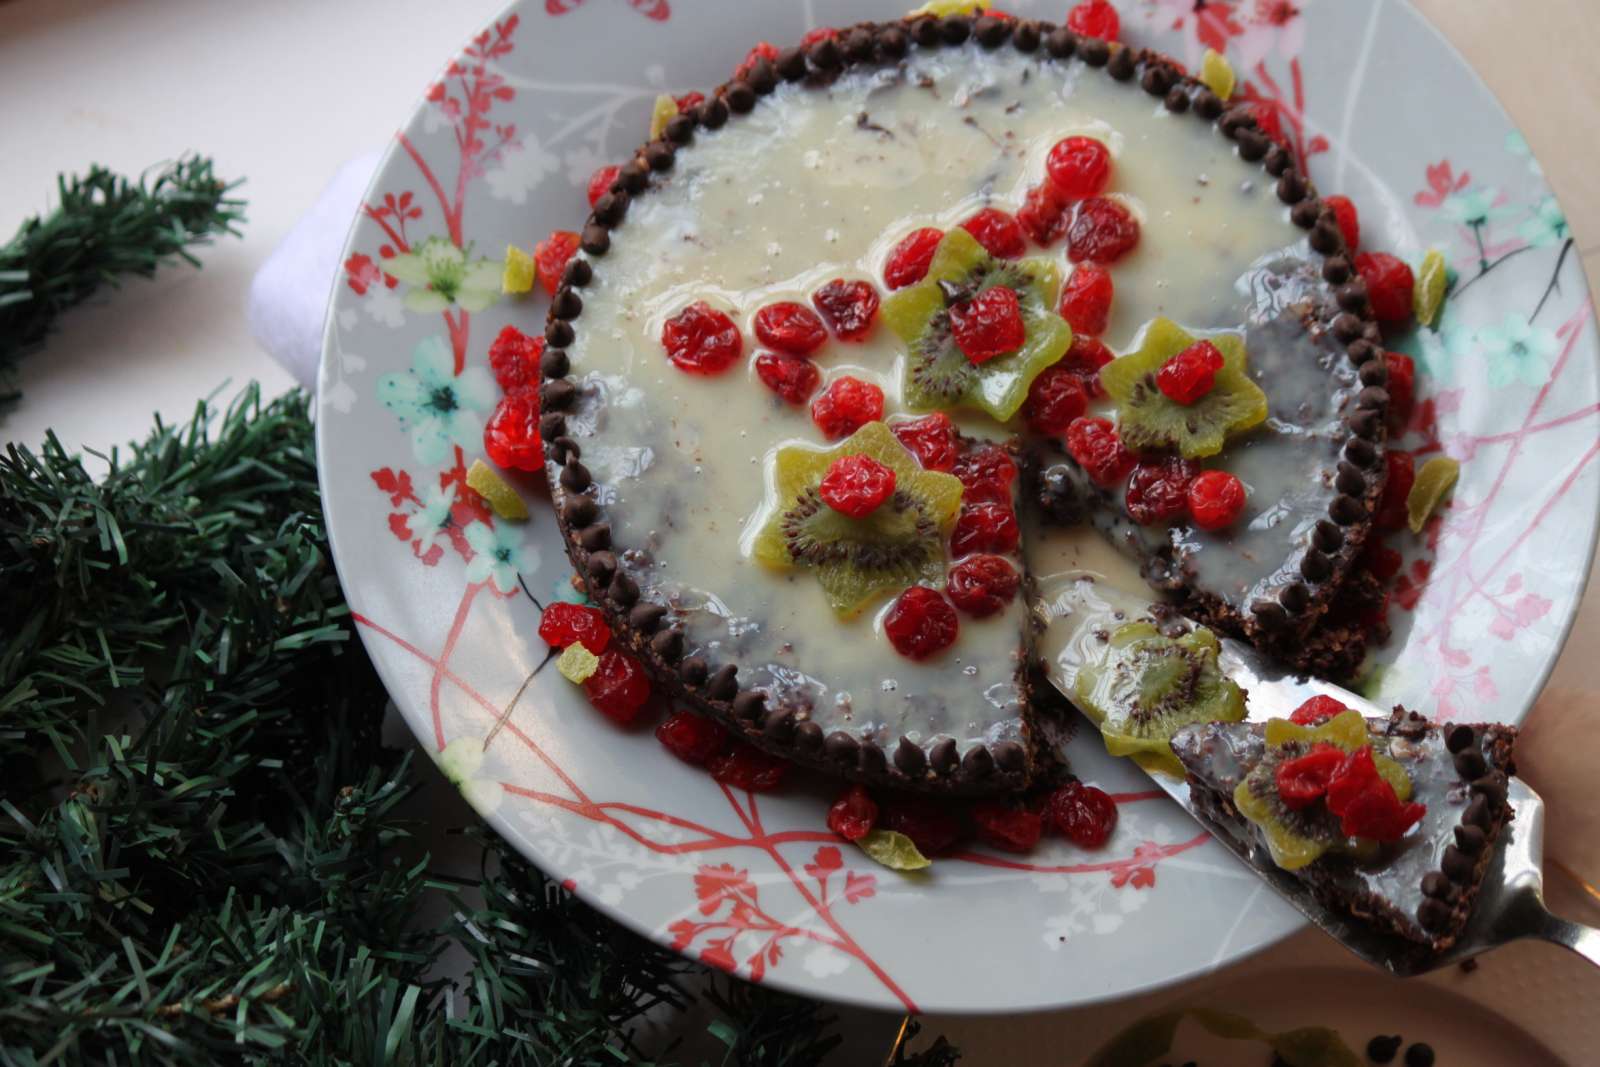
[694,863,757,916]
[1393,559,1433,611]
[1415,160,1472,208]
[843,871,877,905]
[1253,0,1299,27]
[805,845,844,881]
[344,253,383,296]
[1109,842,1164,889]
[545,0,671,19]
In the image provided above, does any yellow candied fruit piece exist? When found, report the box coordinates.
[856,828,932,871]
[648,93,678,140]
[1407,456,1461,534]
[908,0,985,15]
[556,643,600,685]
[502,244,535,295]
[466,458,529,520]
[1200,49,1236,101]
[1414,249,1448,328]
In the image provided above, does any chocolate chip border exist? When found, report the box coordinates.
[538,15,1388,794]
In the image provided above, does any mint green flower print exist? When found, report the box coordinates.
[378,335,496,465]
[464,520,539,594]
[415,482,456,554]
[1518,196,1569,248]
[1504,131,1543,177]
[384,236,503,313]
[1480,313,1558,389]
[1418,325,1463,383]
[1442,187,1508,229]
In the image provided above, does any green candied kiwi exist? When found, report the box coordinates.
[1072,622,1248,777]
[751,421,964,618]
[1407,455,1460,533]
[1099,317,1268,458]
[881,227,1072,422]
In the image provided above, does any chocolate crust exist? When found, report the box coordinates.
[540,17,1381,792]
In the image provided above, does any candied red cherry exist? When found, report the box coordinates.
[1355,252,1416,323]
[1065,0,1120,41]
[1375,450,1415,531]
[1289,694,1347,726]
[946,555,1021,618]
[753,301,828,356]
[827,784,878,842]
[1156,339,1225,405]
[533,230,580,296]
[819,454,897,518]
[950,501,1021,556]
[951,444,1018,504]
[734,41,779,80]
[892,412,960,472]
[1065,416,1136,488]
[662,301,743,376]
[884,586,960,660]
[1126,457,1198,526]
[674,90,705,113]
[883,796,962,856]
[960,207,1027,259]
[583,649,652,725]
[710,742,789,792]
[487,324,545,392]
[1023,363,1089,436]
[1061,334,1115,398]
[812,278,881,340]
[1066,197,1140,265]
[1275,744,1346,811]
[1045,136,1112,201]
[799,26,839,47]
[884,227,944,290]
[1385,351,1416,433]
[755,351,822,405]
[1047,781,1118,848]
[1324,194,1360,252]
[586,164,620,208]
[972,802,1043,854]
[950,286,1026,363]
[1187,469,1247,530]
[484,389,544,471]
[538,601,612,654]
[1325,747,1425,841]
[1059,263,1114,336]
[811,376,885,439]
[656,710,730,766]
[1361,540,1404,582]
[1017,183,1072,246]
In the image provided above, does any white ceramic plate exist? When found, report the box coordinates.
[318,0,1600,1014]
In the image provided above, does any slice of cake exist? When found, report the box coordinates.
[1171,708,1517,951]
[538,13,1375,793]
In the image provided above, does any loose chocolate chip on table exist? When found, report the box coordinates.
[1366,1034,1403,1064]
[1404,1044,1435,1067]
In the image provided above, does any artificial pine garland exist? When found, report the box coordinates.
[0,167,961,1065]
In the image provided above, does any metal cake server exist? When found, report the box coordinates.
[1037,596,1600,976]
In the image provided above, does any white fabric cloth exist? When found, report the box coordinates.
[246,151,381,388]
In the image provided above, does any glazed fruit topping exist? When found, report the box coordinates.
[1324,194,1360,251]
[1274,744,1346,811]
[1016,183,1072,246]
[971,802,1043,853]
[1047,781,1118,848]
[946,554,1021,617]
[586,164,620,208]
[818,454,897,518]
[883,796,961,856]
[1289,694,1347,726]
[811,376,885,439]
[1156,340,1225,406]
[583,649,652,725]
[1061,334,1115,398]
[662,301,743,375]
[754,301,828,356]
[891,412,960,472]
[1187,469,1247,530]
[484,390,544,471]
[734,41,779,80]
[710,742,789,792]
[951,444,1018,504]
[1385,351,1416,432]
[1023,363,1090,436]
[827,784,879,842]
[755,351,822,405]
[538,601,612,654]
[812,278,881,340]
[1101,319,1267,458]
[1323,745,1426,841]
[959,207,1027,259]
[655,710,730,766]
[1355,251,1416,323]
[951,500,1021,556]
[1375,450,1415,531]
[1059,263,1114,336]
[1066,196,1140,265]
[1065,0,1120,42]
[1125,457,1197,526]
[1065,416,1136,488]
[1045,136,1112,201]
[533,230,580,296]
[884,586,960,660]
[488,324,545,392]
[949,285,1026,363]
[884,227,945,290]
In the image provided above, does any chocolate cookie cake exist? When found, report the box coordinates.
[538,13,1389,795]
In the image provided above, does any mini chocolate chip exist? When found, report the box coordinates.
[1279,581,1310,613]
[1264,144,1291,175]
[1349,407,1383,441]
[974,14,1009,46]
[580,223,610,255]
[1359,359,1389,388]
[930,737,959,775]
[842,28,874,61]
[1343,438,1378,469]
[1012,20,1040,51]
[649,626,684,660]
[1322,255,1353,284]
[1312,520,1344,552]
[578,522,610,551]
[809,35,843,70]
[1079,37,1109,65]
[1193,87,1224,118]
[1330,494,1366,525]
[725,82,756,113]
[878,25,909,57]
[912,16,942,47]
[706,664,739,701]
[591,189,627,225]
[1463,794,1492,830]
[1454,823,1487,855]
[1336,462,1367,497]
[1405,1044,1436,1067]
[664,113,695,144]
[795,720,823,752]
[1420,871,1454,899]
[1441,845,1476,882]
[609,573,638,607]
[1044,27,1077,57]
[824,731,859,763]
[1106,45,1135,80]
[991,740,1026,773]
[1346,337,1380,365]
[551,288,583,320]
[858,742,888,776]
[1454,748,1488,779]
[1337,282,1370,313]
[1290,197,1322,228]
[895,737,927,776]
[563,257,593,287]
[1416,897,1453,932]
[679,656,708,687]
[733,689,765,721]
[561,494,598,528]
[1310,219,1343,254]
[644,141,675,171]
[1300,549,1332,582]
[698,97,729,128]
[1329,313,1364,344]
[1141,65,1173,95]
[540,379,576,411]
[1251,599,1290,630]
[546,319,576,347]
[585,548,616,583]
[1235,129,1269,161]
[960,744,995,781]
[1470,771,1508,806]
[541,348,570,379]
[547,433,578,465]
[746,57,776,93]
[940,14,971,43]
[1445,724,1476,753]
[1356,386,1390,411]
[1276,171,1307,204]
[1164,85,1190,112]
[617,159,649,192]
[559,461,591,492]
[1368,1035,1404,1064]
[1219,106,1257,133]
[629,603,666,632]
[1361,321,1384,345]
[776,46,807,80]
[764,709,796,740]
[539,412,566,441]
